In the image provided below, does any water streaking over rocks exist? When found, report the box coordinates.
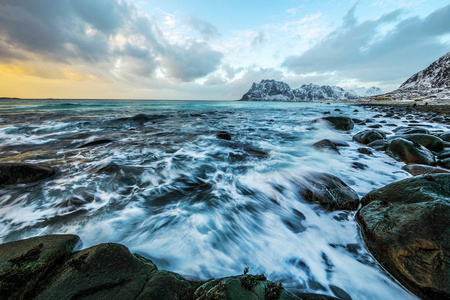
[1,99,447,299]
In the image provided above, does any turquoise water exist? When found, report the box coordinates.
[0,99,432,299]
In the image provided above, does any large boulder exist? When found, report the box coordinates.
[298,172,359,211]
[37,243,191,300]
[0,235,80,299]
[397,134,444,152]
[0,163,55,185]
[316,116,354,131]
[357,174,450,300]
[393,126,429,135]
[352,129,386,145]
[386,138,436,165]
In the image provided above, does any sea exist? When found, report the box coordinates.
[1,99,442,299]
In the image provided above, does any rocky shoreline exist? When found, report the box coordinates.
[0,102,449,299]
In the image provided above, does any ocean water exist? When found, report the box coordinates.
[1,99,441,299]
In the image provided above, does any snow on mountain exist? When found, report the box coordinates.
[363,87,383,97]
[375,52,450,100]
[240,80,360,101]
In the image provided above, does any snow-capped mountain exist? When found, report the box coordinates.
[376,52,450,100]
[363,86,383,97]
[240,80,360,101]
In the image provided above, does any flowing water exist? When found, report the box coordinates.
[1,99,444,299]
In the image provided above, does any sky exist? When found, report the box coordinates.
[0,0,449,100]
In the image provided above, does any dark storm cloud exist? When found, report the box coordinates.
[282,4,450,83]
[0,0,223,81]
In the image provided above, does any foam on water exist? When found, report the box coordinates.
[1,99,444,299]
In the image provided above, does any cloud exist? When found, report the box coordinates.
[282,4,450,85]
[161,40,223,82]
[0,0,223,82]
[187,15,219,40]
[251,31,267,47]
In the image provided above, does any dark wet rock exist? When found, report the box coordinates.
[298,172,359,211]
[316,116,354,131]
[386,138,436,165]
[295,293,339,300]
[437,158,450,169]
[367,139,389,151]
[357,174,450,300]
[357,147,373,155]
[438,149,450,160]
[352,129,386,145]
[363,118,375,123]
[392,126,430,135]
[329,140,350,147]
[440,133,450,142]
[313,139,340,154]
[0,235,81,300]
[216,131,232,140]
[430,115,445,123]
[367,124,382,129]
[192,274,299,300]
[373,114,382,118]
[397,134,444,152]
[0,163,55,185]
[323,111,330,115]
[351,162,368,170]
[402,164,450,176]
[352,118,363,124]
[77,139,113,148]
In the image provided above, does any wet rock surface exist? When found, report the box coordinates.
[298,172,359,211]
[356,174,450,300]
[386,138,436,165]
[316,116,354,131]
[0,163,55,185]
[0,235,338,300]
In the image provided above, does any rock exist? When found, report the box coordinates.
[0,163,55,185]
[430,116,445,123]
[393,126,429,135]
[438,149,450,160]
[216,131,232,140]
[298,172,359,211]
[397,134,444,152]
[77,139,113,148]
[437,158,450,169]
[386,138,436,165]
[316,116,354,131]
[295,293,339,300]
[357,147,373,155]
[193,274,299,300]
[352,162,368,170]
[39,243,192,300]
[0,235,81,300]
[367,140,389,151]
[352,129,386,145]
[439,133,450,142]
[313,139,340,154]
[402,164,450,176]
[367,124,382,129]
[357,174,450,300]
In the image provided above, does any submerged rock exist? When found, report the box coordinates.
[316,116,354,131]
[77,139,113,148]
[386,138,436,165]
[0,163,55,185]
[352,129,386,145]
[312,139,340,154]
[357,174,450,300]
[216,131,232,140]
[298,172,359,211]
